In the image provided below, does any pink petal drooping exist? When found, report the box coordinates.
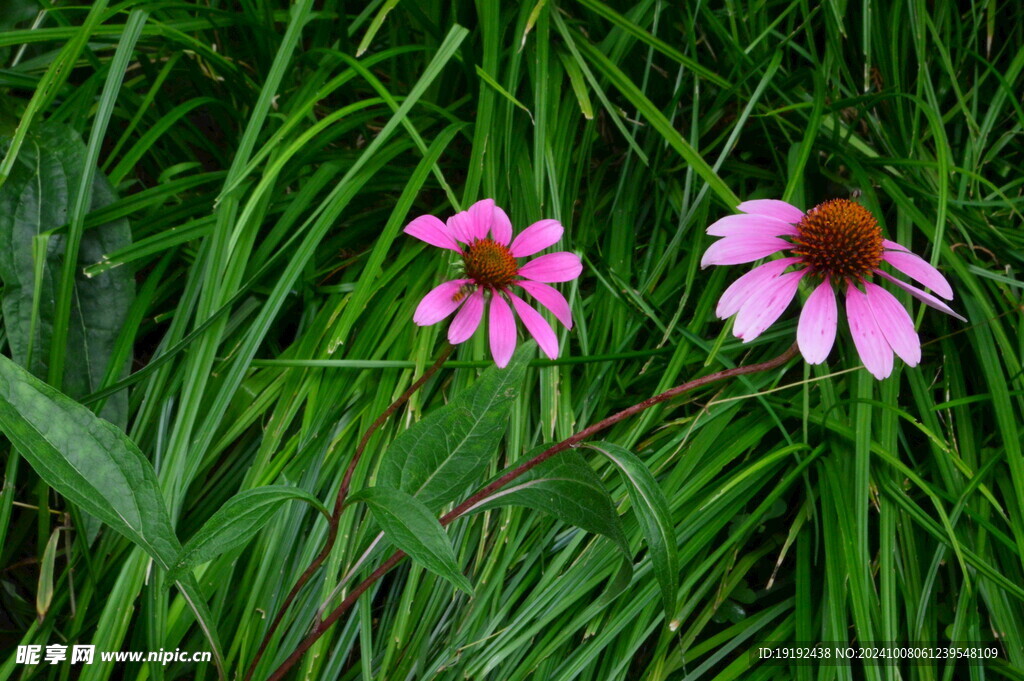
[846,284,894,379]
[447,288,485,344]
[733,270,805,342]
[488,293,518,368]
[508,291,559,359]
[517,280,573,328]
[797,277,838,365]
[413,279,473,326]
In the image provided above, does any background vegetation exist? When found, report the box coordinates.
[1,0,1023,680]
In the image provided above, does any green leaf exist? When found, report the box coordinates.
[170,486,330,580]
[378,342,532,511]
[0,0,36,32]
[0,353,178,564]
[471,450,630,554]
[557,50,595,120]
[349,486,472,594]
[584,441,678,619]
[475,65,535,124]
[355,0,401,57]
[470,450,634,602]
[0,354,226,676]
[0,122,134,427]
[554,12,739,208]
[36,527,60,619]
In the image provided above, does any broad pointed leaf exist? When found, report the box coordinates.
[585,441,678,619]
[378,342,531,510]
[349,486,472,594]
[0,123,134,427]
[170,486,329,580]
[0,354,225,675]
[470,450,634,601]
[471,450,631,554]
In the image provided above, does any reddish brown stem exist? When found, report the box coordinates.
[440,343,798,525]
[245,345,453,681]
[264,343,799,681]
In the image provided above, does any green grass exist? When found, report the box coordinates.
[1,1,1023,680]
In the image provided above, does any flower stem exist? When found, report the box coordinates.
[441,343,799,522]
[245,344,454,681]
[262,342,799,681]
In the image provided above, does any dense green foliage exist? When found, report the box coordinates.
[1,1,1023,680]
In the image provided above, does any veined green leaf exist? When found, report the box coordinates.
[470,450,634,601]
[0,354,225,676]
[350,486,472,594]
[0,123,134,427]
[0,353,177,563]
[379,342,532,511]
[170,486,330,580]
[470,450,630,555]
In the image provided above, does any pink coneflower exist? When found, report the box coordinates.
[701,198,964,379]
[405,199,582,368]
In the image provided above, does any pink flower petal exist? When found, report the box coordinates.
[489,293,517,368]
[882,250,954,299]
[845,284,894,380]
[467,198,495,241]
[509,219,563,257]
[491,205,513,245]
[508,291,559,360]
[447,287,485,344]
[736,199,805,224]
[706,214,799,238]
[864,282,921,366]
[733,270,805,342]
[700,236,791,268]
[446,211,475,244]
[404,214,461,251]
[797,278,837,364]
[413,279,473,326]
[715,257,799,319]
[874,271,967,322]
[516,280,572,328]
[517,252,583,283]
[882,239,910,252]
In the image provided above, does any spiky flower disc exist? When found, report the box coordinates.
[463,238,519,289]
[792,199,884,282]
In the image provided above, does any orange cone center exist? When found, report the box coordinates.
[793,199,884,282]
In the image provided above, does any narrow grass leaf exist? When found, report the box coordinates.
[356,0,401,57]
[0,0,110,187]
[476,65,535,124]
[35,527,60,619]
[556,12,739,208]
[47,9,145,392]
